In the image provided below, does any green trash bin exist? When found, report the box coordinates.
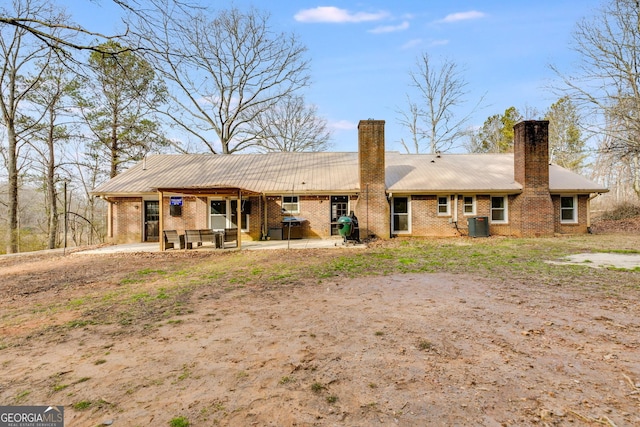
[337,216,353,238]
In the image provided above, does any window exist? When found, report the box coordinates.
[437,196,450,216]
[231,200,250,231]
[490,196,508,223]
[560,196,577,223]
[210,199,249,231]
[282,195,299,213]
[463,196,475,215]
[392,197,410,233]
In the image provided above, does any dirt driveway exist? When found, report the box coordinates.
[0,242,639,426]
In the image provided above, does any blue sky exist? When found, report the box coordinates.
[65,0,605,152]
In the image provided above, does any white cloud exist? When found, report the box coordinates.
[294,6,389,23]
[401,39,423,50]
[369,21,410,34]
[439,10,486,23]
[329,120,357,131]
[429,39,449,47]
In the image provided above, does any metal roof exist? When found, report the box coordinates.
[92,152,608,196]
[92,153,360,195]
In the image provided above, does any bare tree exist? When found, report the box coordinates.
[24,61,79,249]
[133,6,310,154]
[0,0,197,56]
[0,0,59,253]
[397,52,482,154]
[251,95,331,152]
[552,0,640,197]
[68,139,107,245]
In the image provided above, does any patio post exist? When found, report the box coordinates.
[158,190,164,251]
[237,189,242,248]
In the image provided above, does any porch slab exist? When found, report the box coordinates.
[74,237,361,255]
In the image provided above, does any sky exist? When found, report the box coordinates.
[62,0,605,152]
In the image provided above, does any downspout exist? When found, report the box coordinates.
[262,193,268,240]
[387,192,393,238]
[98,195,115,239]
[158,190,164,251]
[453,194,458,231]
[106,197,113,239]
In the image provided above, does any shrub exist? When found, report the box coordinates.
[598,202,640,221]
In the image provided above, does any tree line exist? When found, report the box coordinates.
[395,0,640,207]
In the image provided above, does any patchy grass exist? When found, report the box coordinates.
[600,249,640,254]
[169,416,190,427]
[2,236,639,346]
[417,339,433,351]
[311,382,325,393]
[279,376,295,385]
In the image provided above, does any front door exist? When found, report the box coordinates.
[330,196,349,236]
[144,200,160,242]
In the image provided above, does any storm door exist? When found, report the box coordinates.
[144,200,160,242]
[210,200,227,230]
[210,199,249,231]
[330,196,349,236]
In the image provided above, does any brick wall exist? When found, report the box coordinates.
[407,195,459,236]
[163,195,262,241]
[357,120,390,239]
[266,195,353,239]
[407,194,522,237]
[513,121,555,237]
[111,197,142,243]
[162,196,206,233]
[552,194,589,234]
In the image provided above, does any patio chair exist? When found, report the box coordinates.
[224,228,238,243]
[199,229,215,245]
[163,230,184,250]
[184,229,203,249]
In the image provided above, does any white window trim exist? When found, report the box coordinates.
[282,195,300,214]
[392,196,411,234]
[235,199,250,232]
[209,198,250,232]
[490,195,509,224]
[462,196,476,216]
[437,195,450,216]
[560,195,578,224]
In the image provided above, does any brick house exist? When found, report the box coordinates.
[92,120,607,247]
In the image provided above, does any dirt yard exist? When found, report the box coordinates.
[1,235,639,426]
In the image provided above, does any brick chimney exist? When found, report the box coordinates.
[356,120,390,239]
[513,120,554,237]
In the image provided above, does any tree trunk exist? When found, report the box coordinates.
[633,153,640,199]
[7,123,19,254]
[110,109,119,178]
[46,109,58,249]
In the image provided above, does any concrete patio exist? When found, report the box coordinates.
[73,237,362,255]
